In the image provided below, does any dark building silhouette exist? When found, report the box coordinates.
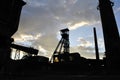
[0,0,26,69]
[0,0,26,37]
[98,0,120,73]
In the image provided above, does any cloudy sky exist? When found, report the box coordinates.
[12,0,120,59]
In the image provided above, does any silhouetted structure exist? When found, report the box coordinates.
[50,28,87,64]
[11,44,39,56]
[50,28,70,63]
[0,0,120,77]
[0,0,26,69]
[93,27,100,61]
[98,0,120,73]
[0,0,26,37]
[11,43,39,59]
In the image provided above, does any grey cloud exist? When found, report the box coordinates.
[70,45,104,59]
[13,0,103,58]
[33,34,59,57]
[21,0,99,30]
[70,37,105,59]
[33,34,58,51]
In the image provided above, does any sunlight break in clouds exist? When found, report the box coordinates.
[68,22,89,30]
[14,33,42,47]
[20,34,42,40]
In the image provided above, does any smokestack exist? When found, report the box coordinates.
[93,27,100,61]
[98,0,120,54]
[98,0,120,72]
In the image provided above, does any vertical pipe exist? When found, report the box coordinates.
[93,27,100,61]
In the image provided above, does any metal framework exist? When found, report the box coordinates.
[50,28,70,63]
[14,49,20,60]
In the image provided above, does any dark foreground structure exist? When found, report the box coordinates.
[0,0,120,80]
[98,0,120,73]
[0,0,26,70]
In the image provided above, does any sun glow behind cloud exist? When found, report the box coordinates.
[68,22,89,30]
[14,33,42,46]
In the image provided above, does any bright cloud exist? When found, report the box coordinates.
[69,22,89,30]
[13,33,42,47]
[38,46,48,56]
[14,33,42,40]
[77,37,93,47]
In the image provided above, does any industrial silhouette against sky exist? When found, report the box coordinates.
[0,0,120,76]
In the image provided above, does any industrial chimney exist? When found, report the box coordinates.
[93,27,100,61]
[98,0,120,73]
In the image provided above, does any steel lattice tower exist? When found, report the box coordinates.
[50,28,70,63]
